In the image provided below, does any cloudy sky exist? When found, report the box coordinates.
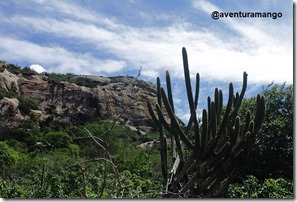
[0,0,293,121]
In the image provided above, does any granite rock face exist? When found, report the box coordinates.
[0,62,158,134]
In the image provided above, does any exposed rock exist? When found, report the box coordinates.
[0,65,160,134]
[0,97,24,129]
[137,140,159,149]
[137,138,172,150]
[69,75,111,86]
[0,69,20,93]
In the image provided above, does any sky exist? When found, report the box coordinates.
[0,0,293,122]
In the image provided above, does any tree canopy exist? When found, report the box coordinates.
[238,83,293,180]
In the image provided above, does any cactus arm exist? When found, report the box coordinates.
[230,116,240,146]
[229,72,248,119]
[210,101,217,140]
[166,71,174,112]
[217,83,234,135]
[182,47,195,114]
[161,87,195,150]
[155,104,174,134]
[147,101,159,124]
[185,73,200,138]
[165,70,177,162]
[194,73,200,110]
[201,109,208,154]
[155,104,184,162]
[156,76,168,180]
[243,111,251,134]
[213,167,238,197]
[182,48,200,150]
[202,157,237,195]
[157,77,162,107]
[179,172,198,194]
[173,151,195,183]
[243,131,252,160]
[207,97,211,123]
[214,88,219,115]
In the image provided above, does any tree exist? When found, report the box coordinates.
[237,83,293,180]
[45,131,73,148]
[227,175,293,198]
[0,141,28,179]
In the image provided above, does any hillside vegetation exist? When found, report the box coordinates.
[0,61,293,198]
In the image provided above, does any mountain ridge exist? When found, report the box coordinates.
[0,61,158,136]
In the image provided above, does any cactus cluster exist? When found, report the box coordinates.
[147,47,265,198]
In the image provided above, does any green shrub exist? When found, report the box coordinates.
[0,141,28,178]
[7,64,21,75]
[17,95,38,114]
[227,175,293,198]
[22,131,45,148]
[0,120,165,198]
[258,178,293,198]
[45,131,73,148]
[45,72,75,83]
[21,67,37,75]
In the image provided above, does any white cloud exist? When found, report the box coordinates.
[30,0,99,23]
[0,37,126,75]
[0,0,292,85]
[29,64,47,73]
[0,0,292,124]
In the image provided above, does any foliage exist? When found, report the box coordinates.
[44,73,102,88]
[227,175,293,198]
[17,95,38,114]
[2,63,38,75]
[21,67,38,75]
[45,72,75,83]
[44,131,73,148]
[237,83,293,180]
[0,60,293,198]
[0,120,163,198]
[0,141,29,179]
[6,64,22,75]
[0,141,23,169]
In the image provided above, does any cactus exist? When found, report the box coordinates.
[147,47,265,198]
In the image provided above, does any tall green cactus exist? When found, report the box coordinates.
[147,47,265,198]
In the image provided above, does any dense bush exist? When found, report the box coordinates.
[21,67,37,75]
[17,95,38,114]
[0,141,29,179]
[227,175,293,198]
[7,64,22,75]
[236,83,293,180]
[0,72,293,198]
[0,120,163,198]
[45,131,73,148]
[45,73,75,83]
[4,63,37,75]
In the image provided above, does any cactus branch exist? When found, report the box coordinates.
[147,47,265,198]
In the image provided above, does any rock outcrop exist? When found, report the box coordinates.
[0,61,158,135]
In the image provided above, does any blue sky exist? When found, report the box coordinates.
[0,0,293,121]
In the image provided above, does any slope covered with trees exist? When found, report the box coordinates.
[0,61,293,198]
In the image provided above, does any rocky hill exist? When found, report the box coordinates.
[0,61,158,136]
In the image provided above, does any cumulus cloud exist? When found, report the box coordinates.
[0,37,126,75]
[0,0,292,85]
[190,0,292,84]
[29,64,47,73]
[0,0,292,123]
